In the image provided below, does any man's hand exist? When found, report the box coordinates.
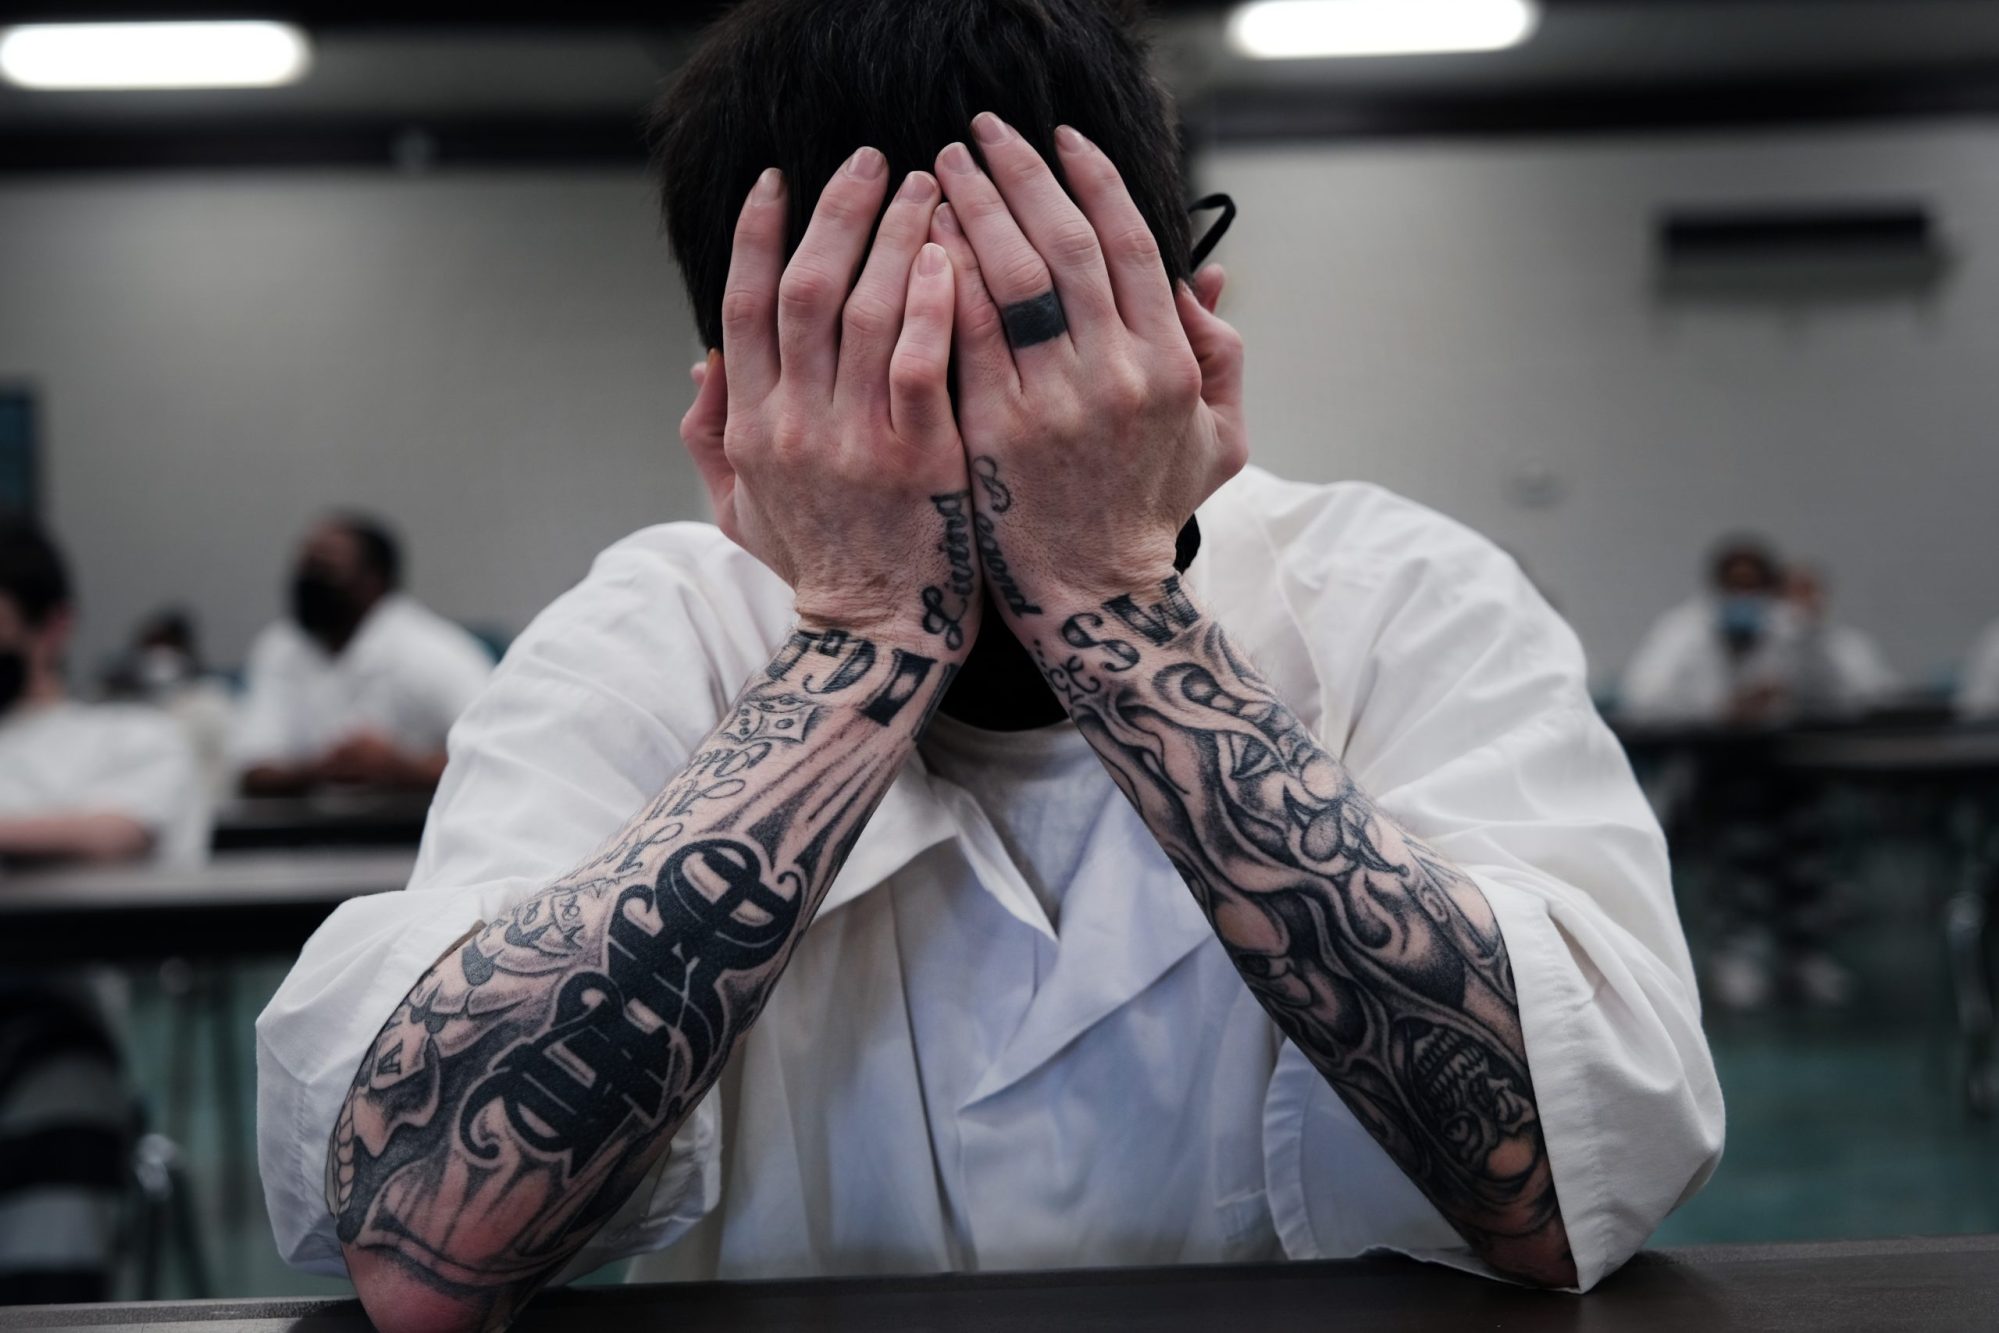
[925,113,1247,618]
[321,730,447,790]
[681,151,980,652]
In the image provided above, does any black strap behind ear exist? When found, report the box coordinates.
[1188,193,1237,270]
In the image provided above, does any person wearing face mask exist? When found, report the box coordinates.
[106,608,238,804]
[0,518,205,867]
[0,518,206,1301]
[1619,538,1894,725]
[233,513,494,796]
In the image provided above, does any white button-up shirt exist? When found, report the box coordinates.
[1620,596,1898,723]
[257,468,1723,1293]
[0,700,207,867]
[232,593,494,770]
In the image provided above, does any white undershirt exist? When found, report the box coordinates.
[918,711,1115,931]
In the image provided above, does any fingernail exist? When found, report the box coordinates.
[972,112,1012,145]
[1055,124,1092,153]
[898,170,937,202]
[939,142,976,175]
[917,242,947,275]
[752,166,783,201]
[846,146,885,179]
[934,202,962,236]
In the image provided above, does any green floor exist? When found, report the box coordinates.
[114,895,1999,1300]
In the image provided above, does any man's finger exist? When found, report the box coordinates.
[888,243,957,443]
[719,168,786,409]
[1054,124,1180,344]
[935,139,1075,362]
[835,170,940,413]
[680,348,736,505]
[1175,281,1244,411]
[969,113,1121,345]
[779,146,892,401]
[929,202,1018,403]
[1194,262,1227,315]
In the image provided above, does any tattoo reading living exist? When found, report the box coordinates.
[328,625,951,1323]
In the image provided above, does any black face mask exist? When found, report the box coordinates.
[0,650,25,714]
[290,570,363,646]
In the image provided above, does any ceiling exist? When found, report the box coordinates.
[6,1,1999,170]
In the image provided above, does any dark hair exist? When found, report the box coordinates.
[1707,535,1781,590]
[650,0,1193,351]
[329,512,403,590]
[0,516,72,627]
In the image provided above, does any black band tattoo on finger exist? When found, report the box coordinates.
[1000,290,1066,349]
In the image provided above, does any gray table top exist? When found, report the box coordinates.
[4,1235,1995,1331]
[0,849,416,913]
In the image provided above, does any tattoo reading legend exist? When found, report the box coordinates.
[966,457,1041,618]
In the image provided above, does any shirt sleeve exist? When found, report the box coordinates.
[406,618,495,754]
[1959,624,1999,719]
[255,529,776,1280]
[1617,606,1713,723]
[84,709,209,867]
[231,626,303,769]
[1255,491,1724,1293]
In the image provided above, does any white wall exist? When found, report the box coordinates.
[3,121,1997,687]
[1198,121,1999,688]
[0,170,708,675]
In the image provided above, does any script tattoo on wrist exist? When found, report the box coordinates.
[920,490,975,651]
[1039,579,1570,1281]
[966,456,1041,618]
[328,626,950,1323]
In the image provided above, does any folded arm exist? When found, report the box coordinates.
[331,625,953,1330]
[1033,578,1574,1284]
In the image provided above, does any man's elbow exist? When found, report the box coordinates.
[345,1243,494,1333]
[1490,1238,1579,1290]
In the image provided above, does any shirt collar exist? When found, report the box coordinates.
[814,474,1323,922]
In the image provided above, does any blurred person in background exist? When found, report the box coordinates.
[106,607,237,804]
[1622,540,1885,1010]
[1620,537,1896,725]
[0,518,206,1303]
[0,521,205,867]
[258,3,1722,1325]
[234,513,492,797]
[1960,617,1999,719]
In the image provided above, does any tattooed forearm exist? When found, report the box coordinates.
[328,625,953,1328]
[1029,578,1574,1284]
[967,456,1041,617]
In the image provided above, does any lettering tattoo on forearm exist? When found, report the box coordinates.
[966,457,1041,617]
[1030,578,1571,1280]
[328,626,952,1326]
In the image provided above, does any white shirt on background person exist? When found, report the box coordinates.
[232,592,493,770]
[1619,596,1899,724]
[0,700,207,866]
[1960,621,1999,719]
[256,468,1724,1294]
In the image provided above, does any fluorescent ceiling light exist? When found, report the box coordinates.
[1228,0,1540,60]
[0,21,311,90]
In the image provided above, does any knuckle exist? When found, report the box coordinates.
[1158,350,1205,406]
[719,286,767,335]
[841,292,898,343]
[1048,218,1103,267]
[889,350,943,398]
[778,265,838,318]
[1109,223,1162,266]
[994,255,1052,301]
